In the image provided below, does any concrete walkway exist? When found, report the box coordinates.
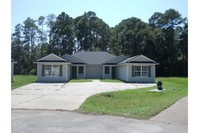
[150,96,188,125]
[12,81,155,110]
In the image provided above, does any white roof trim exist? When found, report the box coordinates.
[128,55,156,63]
[37,53,67,62]
[34,62,71,64]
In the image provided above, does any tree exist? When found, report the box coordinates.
[110,17,147,56]
[74,11,110,51]
[148,9,186,76]
[11,24,23,74]
[178,18,188,62]
[49,12,74,55]
[22,17,38,74]
[37,16,47,44]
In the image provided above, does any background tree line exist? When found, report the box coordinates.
[11,9,188,76]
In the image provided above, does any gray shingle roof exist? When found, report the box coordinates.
[61,54,86,64]
[72,51,116,65]
[103,55,128,65]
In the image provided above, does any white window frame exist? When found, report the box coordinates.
[44,64,60,77]
[134,65,149,77]
[142,66,148,77]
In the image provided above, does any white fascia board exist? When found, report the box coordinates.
[134,55,156,63]
[37,53,66,62]
[125,63,157,66]
[72,64,86,66]
[103,65,117,66]
[116,63,128,66]
[35,62,71,65]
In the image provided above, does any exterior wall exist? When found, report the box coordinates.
[103,66,111,79]
[103,65,117,79]
[11,63,14,82]
[37,63,71,82]
[86,65,103,79]
[118,64,155,83]
[127,64,155,83]
[117,65,128,81]
[77,66,86,79]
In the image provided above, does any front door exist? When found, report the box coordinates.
[111,67,116,79]
[72,66,77,78]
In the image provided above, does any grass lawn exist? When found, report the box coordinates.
[12,75,36,90]
[79,77,188,119]
[100,79,124,83]
[69,79,93,83]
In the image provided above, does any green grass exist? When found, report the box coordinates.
[69,79,93,83]
[12,75,36,90]
[79,77,188,119]
[100,79,124,83]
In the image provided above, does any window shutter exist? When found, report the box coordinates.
[148,66,151,77]
[60,65,63,77]
[132,66,134,77]
[42,65,45,77]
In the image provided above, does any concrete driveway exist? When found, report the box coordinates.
[12,80,155,110]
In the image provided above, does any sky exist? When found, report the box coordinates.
[12,0,187,32]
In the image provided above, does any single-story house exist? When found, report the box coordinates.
[11,59,17,82]
[35,51,158,83]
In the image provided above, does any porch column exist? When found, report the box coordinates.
[110,66,112,79]
[84,65,86,79]
[103,65,104,79]
[77,66,79,79]
[127,64,129,82]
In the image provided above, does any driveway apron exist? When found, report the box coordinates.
[12,81,155,110]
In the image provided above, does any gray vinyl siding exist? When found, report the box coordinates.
[103,66,111,79]
[86,65,103,79]
[37,63,71,82]
[77,66,86,79]
[118,65,128,81]
[127,64,155,83]
[118,64,155,83]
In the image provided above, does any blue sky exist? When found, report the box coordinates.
[12,0,187,32]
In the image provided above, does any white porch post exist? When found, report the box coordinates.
[110,66,112,79]
[84,65,86,79]
[77,66,79,79]
[103,65,104,79]
[127,64,129,82]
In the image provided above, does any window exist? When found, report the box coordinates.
[132,66,149,77]
[79,66,84,74]
[134,66,141,77]
[105,66,110,74]
[44,65,60,77]
[45,65,52,76]
[142,66,148,77]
